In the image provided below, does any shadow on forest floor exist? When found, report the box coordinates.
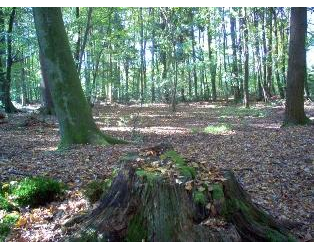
[0,101,313,241]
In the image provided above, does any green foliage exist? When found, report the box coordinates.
[162,150,196,179]
[0,213,19,242]
[136,169,160,185]
[0,195,15,212]
[9,177,66,207]
[83,179,112,204]
[212,184,224,200]
[192,191,206,205]
[203,124,232,134]
[83,169,119,203]
[218,106,268,118]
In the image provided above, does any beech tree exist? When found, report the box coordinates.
[284,7,309,125]
[32,7,126,148]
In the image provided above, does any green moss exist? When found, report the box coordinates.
[136,169,160,185]
[162,150,196,179]
[0,213,19,242]
[178,166,196,179]
[212,184,224,200]
[10,177,66,207]
[83,170,119,203]
[193,191,206,205]
[266,229,295,242]
[126,213,148,242]
[163,150,186,167]
[83,179,111,204]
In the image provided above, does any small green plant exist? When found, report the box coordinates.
[0,213,19,241]
[0,195,15,211]
[193,191,206,205]
[10,177,66,207]
[83,169,119,203]
[83,179,112,204]
[162,150,196,179]
[203,124,231,134]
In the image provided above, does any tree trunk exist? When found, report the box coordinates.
[69,144,296,242]
[266,8,273,96]
[190,10,198,100]
[33,7,127,148]
[243,8,249,108]
[253,9,264,101]
[261,10,271,101]
[284,8,309,125]
[78,7,93,76]
[39,50,54,115]
[3,7,18,113]
[0,8,6,108]
[230,11,240,103]
[273,9,285,99]
[74,7,81,69]
[207,19,217,102]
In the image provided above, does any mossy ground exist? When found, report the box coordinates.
[0,212,20,241]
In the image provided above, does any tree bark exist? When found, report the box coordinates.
[39,50,54,114]
[243,8,249,108]
[0,8,6,108]
[230,11,240,103]
[68,144,295,242]
[207,15,217,102]
[33,7,127,148]
[273,9,285,99]
[3,7,18,113]
[284,8,309,125]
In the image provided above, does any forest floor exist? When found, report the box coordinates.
[0,100,313,242]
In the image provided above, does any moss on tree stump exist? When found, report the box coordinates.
[69,143,295,242]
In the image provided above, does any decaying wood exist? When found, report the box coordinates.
[68,143,295,242]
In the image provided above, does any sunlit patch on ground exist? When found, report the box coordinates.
[0,101,313,241]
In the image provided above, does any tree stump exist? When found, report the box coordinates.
[69,143,295,242]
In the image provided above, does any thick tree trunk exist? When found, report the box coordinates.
[69,144,295,242]
[33,7,127,148]
[284,8,309,125]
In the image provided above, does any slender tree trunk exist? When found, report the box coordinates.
[261,9,271,101]
[78,7,93,76]
[243,8,249,108]
[3,7,18,113]
[253,9,264,101]
[0,8,6,108]
[191,25,198,100]
[75,7,81,69]
[266,8,273,96]
[284,8,309,125]
[33,7,126,148]
[230,11,240,102]
[273,9,285,99]
[238,10,244,100]
[207,16,216,102]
